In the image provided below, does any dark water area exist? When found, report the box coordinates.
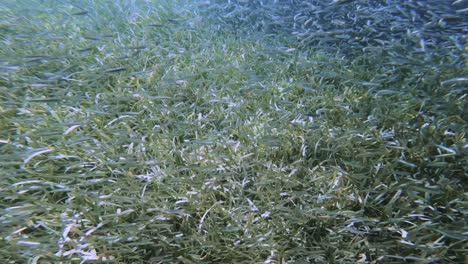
[204,0,467,55]
[203,0,467,114]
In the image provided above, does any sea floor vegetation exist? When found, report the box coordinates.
[0,0,466,263]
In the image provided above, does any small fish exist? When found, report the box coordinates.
[24,55,59,62]
[82,35,102,41]
[0,65,20,70]
[441,77,468,87]
[433,144,457,155]
[82,34,114,40]
[331,19,346,26]
[197,1,211,7]
[397,159,417,168]
[25,98,61,103]
[167,19,181,24]
[452,0,465,5]
[77,47,93,52]
[104,67,126,73]
[329,0,354,5]
[72,10,89,16]
[191,140,213,145]
[355,81,381,87]
[123,45,147,50]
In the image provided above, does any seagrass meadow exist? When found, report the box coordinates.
[0,0,466,263]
